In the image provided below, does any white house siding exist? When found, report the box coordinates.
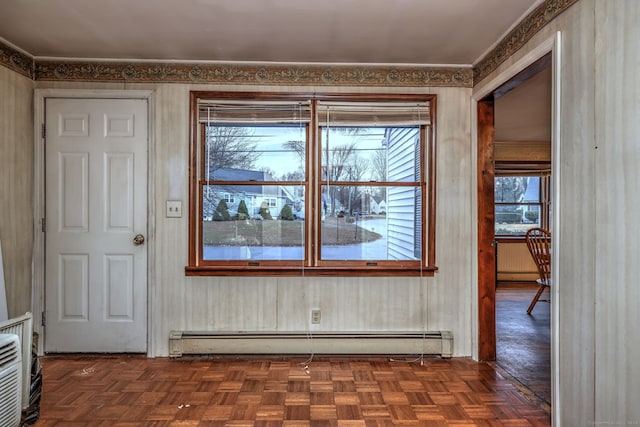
[386,128,420,260]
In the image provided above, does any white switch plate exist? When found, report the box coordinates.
[166,200,182,218]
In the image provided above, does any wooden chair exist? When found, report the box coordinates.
[525,227,551,314]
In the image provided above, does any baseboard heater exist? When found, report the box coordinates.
[169,331,452,358]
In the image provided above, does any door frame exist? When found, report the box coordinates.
[472,32,562,416]
[32,89,155,356]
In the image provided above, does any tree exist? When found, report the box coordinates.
[204,126,259,175]
[212,199,231,221]
[370,148,387,182]
[495,177,528,202]
[279,204,294,221]
[237,199,249,220]
[283,139,305,162]
[323,142,357,215]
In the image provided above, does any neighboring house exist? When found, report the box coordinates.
[205,168,293,219]
[385,128,421,260]
[370,196,387,215]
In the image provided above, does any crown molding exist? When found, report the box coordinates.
[0,39,34,79]
[33,60,473,87]
[473,0,579,85]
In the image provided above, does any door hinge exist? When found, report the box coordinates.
[41,123,46,139]
[41,218,46,232]
[41,311,46,326]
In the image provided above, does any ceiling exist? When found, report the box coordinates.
[0,0,551,143]
[496,66,551,142]
[0,0,543,65]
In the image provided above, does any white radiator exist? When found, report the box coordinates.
[0,313,32,412]
[497,242,538,281]
[169,331,452,358]
[0,334,21,427]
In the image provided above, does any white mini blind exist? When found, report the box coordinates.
[199,100,312,124]
[316,101,431,126]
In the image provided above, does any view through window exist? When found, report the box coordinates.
[188,92,436,276]
[494,175,550,235]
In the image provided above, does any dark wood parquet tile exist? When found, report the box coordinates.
[34,355,549,426]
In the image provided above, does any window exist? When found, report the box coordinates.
[495,174,550,236]
[187,92,436,276]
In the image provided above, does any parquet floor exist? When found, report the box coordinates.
[33,354,550,426]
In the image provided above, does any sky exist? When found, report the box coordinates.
[244,125,387,179]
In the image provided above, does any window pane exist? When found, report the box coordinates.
[320,127,419,183]
[205,125,306,182]
[495,204,541,235]
[494,176,539,202]
[320,185,420,261]
[202,185,305,261]
[495,176,542,235]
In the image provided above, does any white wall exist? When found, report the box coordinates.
[33,81,474,358]
[475,0,640,424]
[594,0,640,422]
[0,66,33,318]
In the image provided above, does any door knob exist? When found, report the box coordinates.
[133,234,145,245]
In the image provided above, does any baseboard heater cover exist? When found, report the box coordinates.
[169,331,452,358]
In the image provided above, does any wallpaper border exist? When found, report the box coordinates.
[0,41,34,79]
[34,61,473,87]
[473,0,579,84]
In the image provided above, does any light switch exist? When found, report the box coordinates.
[166,200,182,218]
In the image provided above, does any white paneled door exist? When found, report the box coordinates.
[45,98,148,352]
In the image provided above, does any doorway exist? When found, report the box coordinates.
[476,43,558,409]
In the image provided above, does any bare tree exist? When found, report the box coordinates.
[203,126,260,218]
[283,139,305,162]
[204,126,259,176]
[343,155,369,213]
[323,142,357,215]
[370,148,387,182]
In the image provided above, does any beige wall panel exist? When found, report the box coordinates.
[150,83,190,355]
[186,277,279,331]
[277,277,424,332]
[475,0,598,424]
[32,80,475,358]
[594,0,640,422]
[0,66,33,317]
[427,86,473,357]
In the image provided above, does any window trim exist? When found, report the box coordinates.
[187,91,437,276]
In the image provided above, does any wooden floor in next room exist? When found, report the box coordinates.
[495,281,551,407]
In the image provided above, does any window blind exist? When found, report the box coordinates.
[316,101,431,126]
[198,100,312,124]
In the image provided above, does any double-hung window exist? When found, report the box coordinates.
[494,174,551,236]
[187,92,436,276]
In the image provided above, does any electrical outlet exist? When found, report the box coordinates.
[311,309,321,324]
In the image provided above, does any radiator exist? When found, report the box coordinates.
[0,313,32,411]
[497,242,538,281]
[0,334,21,427]
[169,331,452,358]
